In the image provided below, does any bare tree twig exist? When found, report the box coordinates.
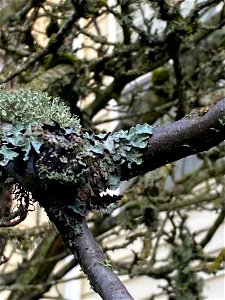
[200,206,225,248]
[1,10,79,83]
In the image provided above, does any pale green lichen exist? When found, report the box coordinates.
[219,117,225,125]
[39,168,76,183]
[35,122,153,219]
[99,259,113,270]
[0,124,43,166]
[0,145,19,166]
[0,86,80,127]
[0,87,153,219]
[0,87,80,166]
[84,123,153,171]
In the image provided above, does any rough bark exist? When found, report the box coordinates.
[41,206,134,300]
[121,99,225,180]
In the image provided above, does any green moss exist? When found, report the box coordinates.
[151,67,170,86]
[207,248,225,273]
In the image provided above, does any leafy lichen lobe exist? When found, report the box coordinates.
[0,87,153,218]
[0,87,80,166]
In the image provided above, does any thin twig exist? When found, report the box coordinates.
[2,10,79,83]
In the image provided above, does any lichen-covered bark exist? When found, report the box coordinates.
[1,98,225,300]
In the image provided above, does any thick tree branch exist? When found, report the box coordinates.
[40,204,134,300]
[121,99,225,180]
[72,218,133,300]
[1,97,225,300]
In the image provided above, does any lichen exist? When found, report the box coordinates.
[0,87,153,220]
[0,87,80,167]
[0,86,80,128]
[206,248,225,273]
[151,67,170,86]
[84,123,153,172]
[37,123,153,193]
[0,124,43,166]
[99,259,113,270]
[219,116,225,125]
[36,122,152,218]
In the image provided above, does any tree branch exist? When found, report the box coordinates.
[200,206,225,248]
[121,99,225,180]
[41,205,134,300]
[1,9,79,83]
[1,97,225,299]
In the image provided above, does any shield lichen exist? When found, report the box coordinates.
[37,122,153,199]
[0,88,153,220]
